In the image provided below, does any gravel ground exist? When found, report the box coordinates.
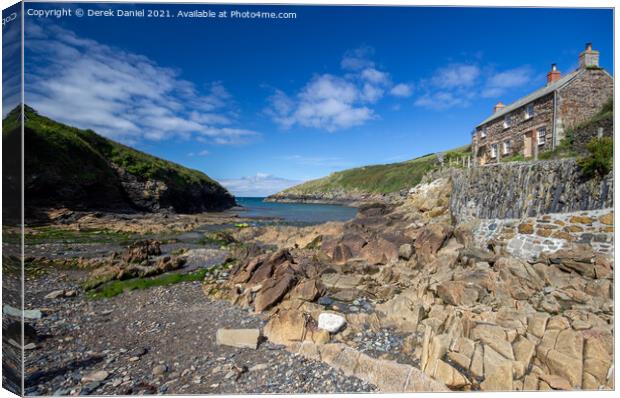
[23,270,377,395]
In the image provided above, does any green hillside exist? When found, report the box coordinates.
[2,106,235,214]
[271,145,470,200]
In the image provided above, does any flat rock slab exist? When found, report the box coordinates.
[321,274,362,290]
[3,305,42,319]
[182,248,229,271]
[216,328,260,349]
[290,341,448,392]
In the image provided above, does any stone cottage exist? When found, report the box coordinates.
[472,43,613,165]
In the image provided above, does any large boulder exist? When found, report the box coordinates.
[543,245,610,279]
[121,240,161,264]
[376,292,425,332]
[436,281,479,306]
[360,237,399,265]
[289,279,323,302]
[415,223,452,264]
[254,273,297,313]
[263,310,308,345]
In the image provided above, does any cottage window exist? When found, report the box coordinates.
[537,127,546,145]
[490,143,498,158]
[503,140,512,155]
[481,127,487,138]
[525,104,535,119]
[503,115,512,129]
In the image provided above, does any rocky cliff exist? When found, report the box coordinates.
[5,106,235,214]
[449,159,613,222]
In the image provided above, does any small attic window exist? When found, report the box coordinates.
[525,103,535,119]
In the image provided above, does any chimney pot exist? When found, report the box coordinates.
[579,42,599,69]
[546,63,561,84]
[493,102,505,113]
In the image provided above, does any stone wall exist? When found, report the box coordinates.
[450,159,613,222]
[473,209,614,260]
[556,68,613,134]
[569,112,613,155]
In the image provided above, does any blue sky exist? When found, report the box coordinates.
[21,3,613,196]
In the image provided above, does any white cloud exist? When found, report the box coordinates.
[219,173,302,197]
[414,91,470,110]
[390,83,413,97]
[267,74,375,131]
[340,46,375,71]
[431,64,480,89]
[360,68,390,85]
[188,150,210,157]
[415,61,533,110]
[481,66,533,98]
[266,46,413,132]
[281,154,351,168]
[24,22,259,145]
[2,16,22,118]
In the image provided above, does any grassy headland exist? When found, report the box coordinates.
[268,145,470,202]
[3,106,235,214]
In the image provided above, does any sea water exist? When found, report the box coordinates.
[234,197,357,225]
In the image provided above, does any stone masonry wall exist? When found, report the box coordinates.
[474,209,614,261]
[450,159,613,222]
[569,113,613,155]
[556,68,614,135]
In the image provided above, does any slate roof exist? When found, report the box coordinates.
[476,69,583,128]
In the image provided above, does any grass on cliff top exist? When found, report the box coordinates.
[278,145,471,195]
[13,105,221,190]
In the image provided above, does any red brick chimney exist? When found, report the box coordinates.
[546,63,561,84]
[493,102,505,113]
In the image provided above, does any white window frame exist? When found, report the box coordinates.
[490,143,498,158]
[481,126,487,138]
[503,115,512,129]
[525,104,535,119]
[537,127,546,145]
[503,140,511,155]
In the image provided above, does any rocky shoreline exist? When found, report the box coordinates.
[4,173,614,394]
[213,176,614,391]
[265,191,403,207]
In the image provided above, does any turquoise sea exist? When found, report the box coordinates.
[234,197,357,224]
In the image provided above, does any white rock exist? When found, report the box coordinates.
[3,305,42,319]
[23,343,36,350]
[45,290,65,299]
[82,370,109,382]
[249,363,269,372]
[318,312,346,333]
